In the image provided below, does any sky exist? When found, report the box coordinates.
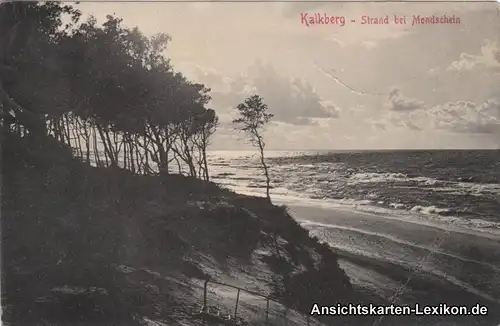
[76,0,500,150]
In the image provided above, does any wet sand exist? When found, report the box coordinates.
[287,204,500,326]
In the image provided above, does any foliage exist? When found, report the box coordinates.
[0,3,355,325]
[0,2,217,179]
[233,95,274,201]
[233,94,273,145]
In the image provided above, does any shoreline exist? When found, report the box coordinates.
[279,197,500,240]
[228,187,500,240]
[285,204,500,311]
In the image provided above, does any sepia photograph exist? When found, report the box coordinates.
[1,0,500,325]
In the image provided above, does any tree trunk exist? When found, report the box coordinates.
[202,134,210,181]
[92,126,101,166]
[129,140,135,173]
[96,125,115,167]
[257,137,271,202]
[81,120,90,163]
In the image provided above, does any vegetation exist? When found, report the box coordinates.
[233,95,274,202]
[3,130,356,325]
[1,2,356,325]
[1,2,218,179]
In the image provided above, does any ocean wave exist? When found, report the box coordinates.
[355,204,500,234]
[410,205,451,215]
[349,172,410,183]
[347,172,500,195]
[299,221,500,271]
[456,182,500,194]
[208,152,500,237]
[303,226,500,304]
[224,183,500,236]
[219,184,500,236]
[348,172,445,187]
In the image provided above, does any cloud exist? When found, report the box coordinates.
[386,114,422,132]
[424,99,500,135]
[384,98,500,136]
[447,40,500,73]
[319,100,341,118]
[174,62,233,93]
[372,122,387,131]
[216,112,236,125]
[387,88,425,112]
[247,64,342,124]
[403,120,423,131]
[202,61,341,125]
[427,67,441,75]
[177,61,341,126]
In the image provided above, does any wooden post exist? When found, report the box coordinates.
[234,288,241,319]
[203,279,208,313]
[265,298,270,325]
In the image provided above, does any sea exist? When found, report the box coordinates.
[208,149,500,235]
[208,149,500,313]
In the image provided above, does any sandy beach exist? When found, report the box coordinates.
[287,204,500,325]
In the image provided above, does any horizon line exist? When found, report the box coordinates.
[209,148,500,151]
[2,0,498,3]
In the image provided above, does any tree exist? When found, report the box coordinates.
[0,2,82,138]
[0,2,219,179]
[233,94,274,202]
[193,108,218,181]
